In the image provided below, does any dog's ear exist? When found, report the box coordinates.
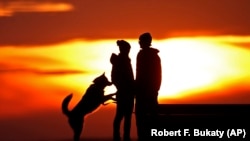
[102,72,105,76]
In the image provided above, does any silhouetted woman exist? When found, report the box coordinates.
[111,40,135,141]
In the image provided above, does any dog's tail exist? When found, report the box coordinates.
[62,93,73,116]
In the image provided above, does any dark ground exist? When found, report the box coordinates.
[58,104,250,141]
[145,104,250,141]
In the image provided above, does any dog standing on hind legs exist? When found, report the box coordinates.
[62,73,116,141]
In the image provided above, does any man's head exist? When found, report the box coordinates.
[139,32,152,49]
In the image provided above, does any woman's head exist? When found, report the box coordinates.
[116,40,131,54]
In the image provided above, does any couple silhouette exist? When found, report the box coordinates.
[111,32,162,141]
[61,32,161,141]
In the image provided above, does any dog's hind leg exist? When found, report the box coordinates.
[73,127,82,141]
[69,117,84,141]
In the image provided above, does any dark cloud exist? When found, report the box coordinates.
[0,0,73,16]
[230,43,250,49]
[0,0,250,45]
[0,68,85,75]
[8,55,66,64]
[0,60,85,75]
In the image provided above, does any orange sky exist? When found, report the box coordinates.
[1,0,250,45]
[0,1,250,141]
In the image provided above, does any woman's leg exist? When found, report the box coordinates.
[123,100,134,141]
[113,102,124,141]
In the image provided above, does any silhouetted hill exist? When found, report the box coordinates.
[156,104,250,127]
[57,138,137,141]
[142,104,250,140]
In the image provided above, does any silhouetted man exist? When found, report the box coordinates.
[135,32,162,140]
[111,40,135,141]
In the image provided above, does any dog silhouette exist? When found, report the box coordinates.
[62,73,116,141]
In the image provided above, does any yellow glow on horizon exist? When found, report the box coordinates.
[32,38,250,100]
[156,38,250,99]
[0,36,250,115]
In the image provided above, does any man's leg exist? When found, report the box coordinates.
[135,103,148,141]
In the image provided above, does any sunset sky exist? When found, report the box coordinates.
[0,0,250,140]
